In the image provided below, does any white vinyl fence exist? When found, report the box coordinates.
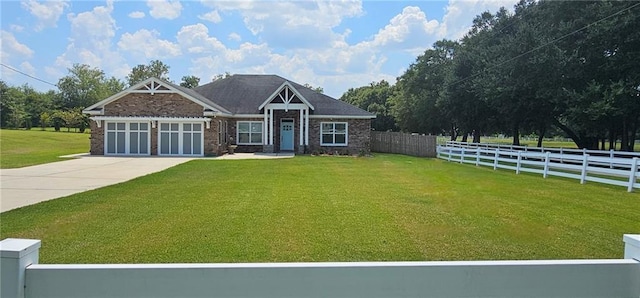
[446,141,640,159]
[438,142,640,192]
[1,236,640,298]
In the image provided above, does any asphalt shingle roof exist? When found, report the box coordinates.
[192,75,374,117]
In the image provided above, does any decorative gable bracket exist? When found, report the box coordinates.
[131,80,172,95]
[258,81,315,112]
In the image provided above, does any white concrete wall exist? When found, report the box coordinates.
[2,235,640,298]
[24,260,640,298]
[0,239,40,298]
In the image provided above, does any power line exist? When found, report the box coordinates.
[446,1,640,88]
[0,63,58,88]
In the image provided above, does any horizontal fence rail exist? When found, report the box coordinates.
[446,141,640,159]
[438,144,640,192]
[371,132,437,157]
[1,236,639,298]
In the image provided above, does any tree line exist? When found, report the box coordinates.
[1,60,202,132]
[341,0,640,151]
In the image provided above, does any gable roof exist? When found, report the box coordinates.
[83,77,231,115]
[258,81,315,111]
[192,75,375,117]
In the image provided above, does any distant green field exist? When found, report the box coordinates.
[437,136,578,148]
[2,155,638,264]
[0,129,89,168]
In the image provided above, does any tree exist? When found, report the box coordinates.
[341,80,397,131]
[392,40,459,136]
[40,111,52,131]
[303,83,324,94]
[342,1,640,149]
[22,85,55,129]
[212,72,232,82]
[4,87,28,128]
[126,60,170,86]
[58,64,124,109]
[55,108,85,132]
[180,75,200,88]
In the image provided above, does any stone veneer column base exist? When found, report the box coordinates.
[263,145,274,153]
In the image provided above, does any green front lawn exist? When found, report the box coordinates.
[1,155,638,263]
[0,129,90,168]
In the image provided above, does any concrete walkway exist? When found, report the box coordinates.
[0,153,293,212]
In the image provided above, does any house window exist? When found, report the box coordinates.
[321,122,348,146]
[237,121,263,145]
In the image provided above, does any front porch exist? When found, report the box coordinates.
[258,82,313,154]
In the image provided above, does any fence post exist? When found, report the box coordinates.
[0,238,41,298]
[623,234,640,260]
[460,148,465,164]
[608,149,616,169]
[447,147,452,162]
[627,157,638,192]
[493,149,499,170]
[580,154,589,184]
[516,151,522,174]
[543,152,551,178]
[476,149,480,167]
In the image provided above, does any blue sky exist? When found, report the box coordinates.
[1,0,519,98]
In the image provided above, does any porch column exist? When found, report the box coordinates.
[269,108,274,145]
[299,109,304,146]
[263,108,268,145]
[304,107,309,145]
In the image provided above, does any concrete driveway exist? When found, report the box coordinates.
[0,156,193,212]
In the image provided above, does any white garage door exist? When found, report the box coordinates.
[158,122,203,156]
[105,122,150,155]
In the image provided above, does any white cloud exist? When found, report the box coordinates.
[147,0,182,20]
[176,23,226,54]
[128,11,145,19]
[54,1,129,80]
[118,29,181,59]
[368,6,440,53]
[0,30,35,61]
[10,25,25,32]
[198,10,221,23]
[208,1,363,49]
[19,61,36,76]
[228,33,241,42]
[21,0,69,31]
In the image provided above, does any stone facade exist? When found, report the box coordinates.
[208,118,231,156]
[89,120,104,155]
[308,118,371,155]
[104,93,203,117]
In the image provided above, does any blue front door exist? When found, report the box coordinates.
[280,120,294,151]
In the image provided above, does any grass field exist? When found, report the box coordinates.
[0,129,90,168]
[1,155,638,264]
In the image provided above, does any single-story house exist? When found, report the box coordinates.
[83,75,375,156]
